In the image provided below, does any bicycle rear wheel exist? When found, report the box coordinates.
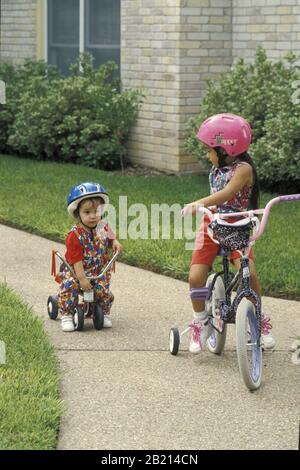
[236,298,262,391]
[206,274,227,354]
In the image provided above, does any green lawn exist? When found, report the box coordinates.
[0,154,300,299]
[0,283,61,449]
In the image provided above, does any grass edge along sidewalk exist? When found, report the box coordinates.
[0,154,299,300]
[0,282,62,450]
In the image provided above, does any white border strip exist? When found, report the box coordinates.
[44,0,48,61]
[79,0,85,54]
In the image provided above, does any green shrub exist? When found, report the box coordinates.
[0,60,61,153]
[8,54,143,170]
[185,47,300,191]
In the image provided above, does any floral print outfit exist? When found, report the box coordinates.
[58,223,115,315]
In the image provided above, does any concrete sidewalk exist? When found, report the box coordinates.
[0,224,299,450]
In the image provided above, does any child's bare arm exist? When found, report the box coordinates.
[187,164,252,211]
[73,260,92,291]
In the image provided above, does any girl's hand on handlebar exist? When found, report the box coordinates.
[181,203,198,217]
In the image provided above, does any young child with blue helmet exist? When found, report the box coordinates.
[58,182,122,332]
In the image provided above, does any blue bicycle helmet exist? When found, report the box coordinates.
[67,182,109,218]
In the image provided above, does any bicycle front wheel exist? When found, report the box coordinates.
[206,274,227,355]
[236,298,262,391]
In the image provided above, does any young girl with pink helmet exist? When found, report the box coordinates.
[184,113,275,354]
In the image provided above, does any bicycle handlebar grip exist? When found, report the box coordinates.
[279,194,300,202]
[197,206,214,221]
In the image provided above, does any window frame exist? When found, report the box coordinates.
[85,0,120,51]
[46,0,80,75]
[45,0,120,73]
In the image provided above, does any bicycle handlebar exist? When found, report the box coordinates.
[193,194,300,242]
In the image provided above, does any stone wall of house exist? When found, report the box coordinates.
[232,0,300,62]
[0,0,37,64]
[121,0,183,173]
[178,0,232,173]
[121,0,233,173]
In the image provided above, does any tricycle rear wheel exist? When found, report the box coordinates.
[73,305,84,331]
[47,296,59,320]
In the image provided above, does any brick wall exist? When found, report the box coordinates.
[0,0,37,64]
[232,0,300,61]
[178,0,232,173]
[121,0,182,173]
[122,0,233,173]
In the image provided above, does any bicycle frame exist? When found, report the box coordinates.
[210,251,262,341]
[191,194,300,341]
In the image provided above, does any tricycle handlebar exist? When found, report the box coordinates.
[52,250,119,280]
[86,251,119,280]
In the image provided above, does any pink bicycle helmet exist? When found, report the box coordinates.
[196,113,252,157]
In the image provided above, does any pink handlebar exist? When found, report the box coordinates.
[197,194,300,242]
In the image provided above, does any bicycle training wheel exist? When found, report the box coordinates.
[169,328,180,356]
[236,298,262,391]
[206,274,227,354]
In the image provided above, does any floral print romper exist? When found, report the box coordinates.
[209,160,252,213]
[58,223,114,316]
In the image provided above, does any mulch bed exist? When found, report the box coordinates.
[113,163,176,177]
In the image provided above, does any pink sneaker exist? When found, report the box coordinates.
[189,317,212,354]
[261,314,275,350]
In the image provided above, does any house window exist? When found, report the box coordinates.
[47,0,120,76]
[85,0,120,70]
[48,0,79,76]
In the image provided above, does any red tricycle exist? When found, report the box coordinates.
[47,250,118,331]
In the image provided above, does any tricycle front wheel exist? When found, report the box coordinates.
[93,304,104,330]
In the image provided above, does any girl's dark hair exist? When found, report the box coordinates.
[214,147,260,210]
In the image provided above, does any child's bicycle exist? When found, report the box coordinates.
[169,194,300,391]
[47,251,118,331]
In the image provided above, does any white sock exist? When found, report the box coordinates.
[193,310,207,322]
